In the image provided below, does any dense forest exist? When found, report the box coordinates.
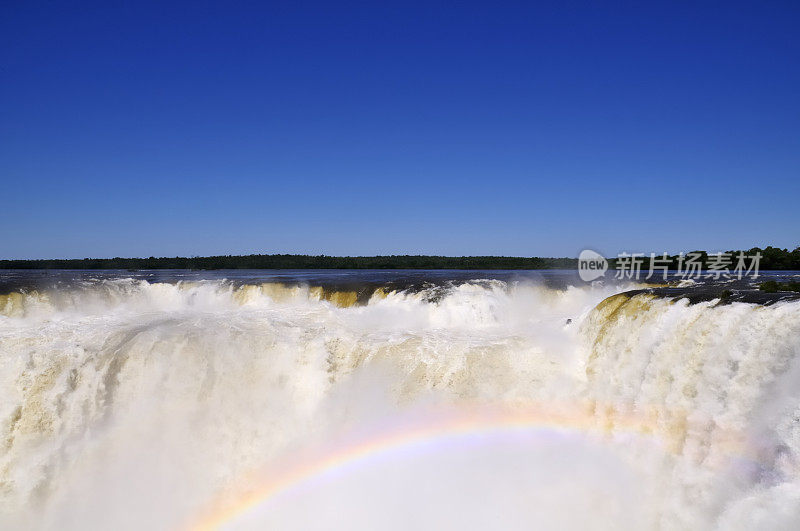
[0,246,797,270]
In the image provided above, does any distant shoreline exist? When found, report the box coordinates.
[0,255,577,270]
[0,247,797,270]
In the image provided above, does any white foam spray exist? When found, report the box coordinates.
[1,279,798,529]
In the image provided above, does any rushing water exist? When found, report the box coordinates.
[1,270,799,530]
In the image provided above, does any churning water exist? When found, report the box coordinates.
[1,270,799,530]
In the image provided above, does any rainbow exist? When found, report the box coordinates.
[186,404,748,530]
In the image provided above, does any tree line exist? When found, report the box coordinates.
[0,246,797,270]
[0,254,577,270]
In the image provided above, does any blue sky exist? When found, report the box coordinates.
[2,1,798,259]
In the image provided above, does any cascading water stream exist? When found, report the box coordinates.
[1,278,798,529]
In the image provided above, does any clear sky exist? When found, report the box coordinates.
[2,1,798,259]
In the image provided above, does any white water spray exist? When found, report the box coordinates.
[1,279,798,529]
